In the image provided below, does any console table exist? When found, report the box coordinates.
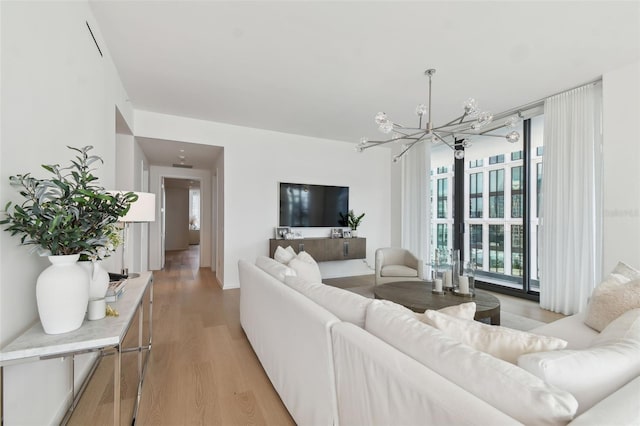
[0,272,153,425]
[270,237,366,261]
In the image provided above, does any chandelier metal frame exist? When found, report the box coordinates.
[356,68,522,162]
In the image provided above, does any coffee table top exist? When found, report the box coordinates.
[373,280,501,324]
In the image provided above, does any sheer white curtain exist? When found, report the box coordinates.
[401,142,430,276]
[540,83,603,315]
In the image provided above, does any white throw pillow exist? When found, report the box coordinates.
[285,276,372,327]
[421,309,567,364]
[295,250,317,265]
[364,302,578,425]
[255,256,296,282]
[584,263,640,331]
[437,302,477,320]
[289,257,322,284]
[518,309,640,415]
[274,245,297,264]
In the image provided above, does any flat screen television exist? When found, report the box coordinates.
[279,182,349,227]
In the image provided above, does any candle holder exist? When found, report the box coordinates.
[431,259,445,295]
[454,261,476,297]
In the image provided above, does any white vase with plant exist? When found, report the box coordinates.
[345,210,365,238]
[1,146,137,333]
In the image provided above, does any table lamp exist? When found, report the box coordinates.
[117,191,156,278]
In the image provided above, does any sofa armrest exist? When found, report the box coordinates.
[568,376,640,426]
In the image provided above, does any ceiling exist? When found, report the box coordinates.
[92,1,640,163]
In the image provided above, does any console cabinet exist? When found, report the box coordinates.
[270,237,366,261]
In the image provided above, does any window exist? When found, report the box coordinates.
[470,224,483,268]
[511,166,523,218]
[469,172,483,218]
[536,163,542,218]
[437,166,448,174]
[489,154,505,164]
[511,225,523,277]
[489,225,504,273]
[536,146,544,156]
[469,159,483,168]
[437,224,448,252]
[511,151,523,161]
[489,169,504,218]
[437,178,448,219]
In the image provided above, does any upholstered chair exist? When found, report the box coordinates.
[374,247,424,286]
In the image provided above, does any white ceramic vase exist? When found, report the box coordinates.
[79,260,110,299]
[36,254,89,334]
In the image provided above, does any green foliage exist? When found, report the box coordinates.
[340,209,365,230]
[1,146,138,257]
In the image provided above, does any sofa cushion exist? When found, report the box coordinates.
[285,276,372,327]
[288,251,322,284]
[274,245,297,264]
[435,302,476,321]
[421,309,567,364]
[584,261,640,332]
[365,302,578,425]
[529,311,598,350]
[255,256,296,282]
[518,309,640,415]
[380,264,418,277]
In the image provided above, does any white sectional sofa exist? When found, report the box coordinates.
[238,257,640,426]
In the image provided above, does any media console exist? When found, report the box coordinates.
[269,237,366,261]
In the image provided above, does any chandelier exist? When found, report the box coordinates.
[356,69,521,162]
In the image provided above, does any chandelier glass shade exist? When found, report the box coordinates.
[357,69,522,162]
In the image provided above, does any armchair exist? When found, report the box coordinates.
[375,247,424,286]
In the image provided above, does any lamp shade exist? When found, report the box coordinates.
[117,192,156,223]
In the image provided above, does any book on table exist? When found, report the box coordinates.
[106,278,127,302]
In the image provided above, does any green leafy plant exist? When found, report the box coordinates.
[1,146,138,257]
[340,209,365,231]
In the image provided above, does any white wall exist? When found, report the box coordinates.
[0,2,132,423]
[148,165,213,270]
[165,186,190,250]
[135,110,392,289]
[602,60,640,273]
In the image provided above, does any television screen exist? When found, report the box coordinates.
[279,182,349,227]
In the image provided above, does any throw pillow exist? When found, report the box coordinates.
[436,302,477,320]
[584,273,640,332]
[295,250,318,265]
[289,257,322,284]
[364,302,578,425]
[518,309,640,415]
[285,276,372,327]
[274,245,297,264]
[421,309,567,364]
[255,256,296,282]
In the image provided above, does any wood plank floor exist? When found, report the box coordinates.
[69,246,294,425]
[70,247,563,425]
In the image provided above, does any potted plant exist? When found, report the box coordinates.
[1,146,137,333]
[340,209,365,238]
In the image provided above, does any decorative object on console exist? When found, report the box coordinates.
[331,228,343,238]
[356,68,522,162]
[0,145,136,334]
[115,191,156,278]
[275,226,291,240]
[340,209,365,237]
[342,229,352,238]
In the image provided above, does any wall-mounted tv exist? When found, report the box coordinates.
[279,182,349,227]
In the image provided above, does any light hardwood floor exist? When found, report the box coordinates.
[69,246,294,425]
[70,247,562,425]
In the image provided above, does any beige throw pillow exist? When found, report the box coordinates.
[422,309,568,364]
[288,251,322,284]
[584,261,640,332]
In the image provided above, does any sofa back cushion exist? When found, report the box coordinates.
[421,309,568,364]
[285,276,372,327]
[519,308,640,415]
[365,302,578,425]
[255,256,296,282]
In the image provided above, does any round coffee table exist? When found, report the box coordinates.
[373,281,501,325]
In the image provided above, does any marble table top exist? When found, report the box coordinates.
[0,272,152,365]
